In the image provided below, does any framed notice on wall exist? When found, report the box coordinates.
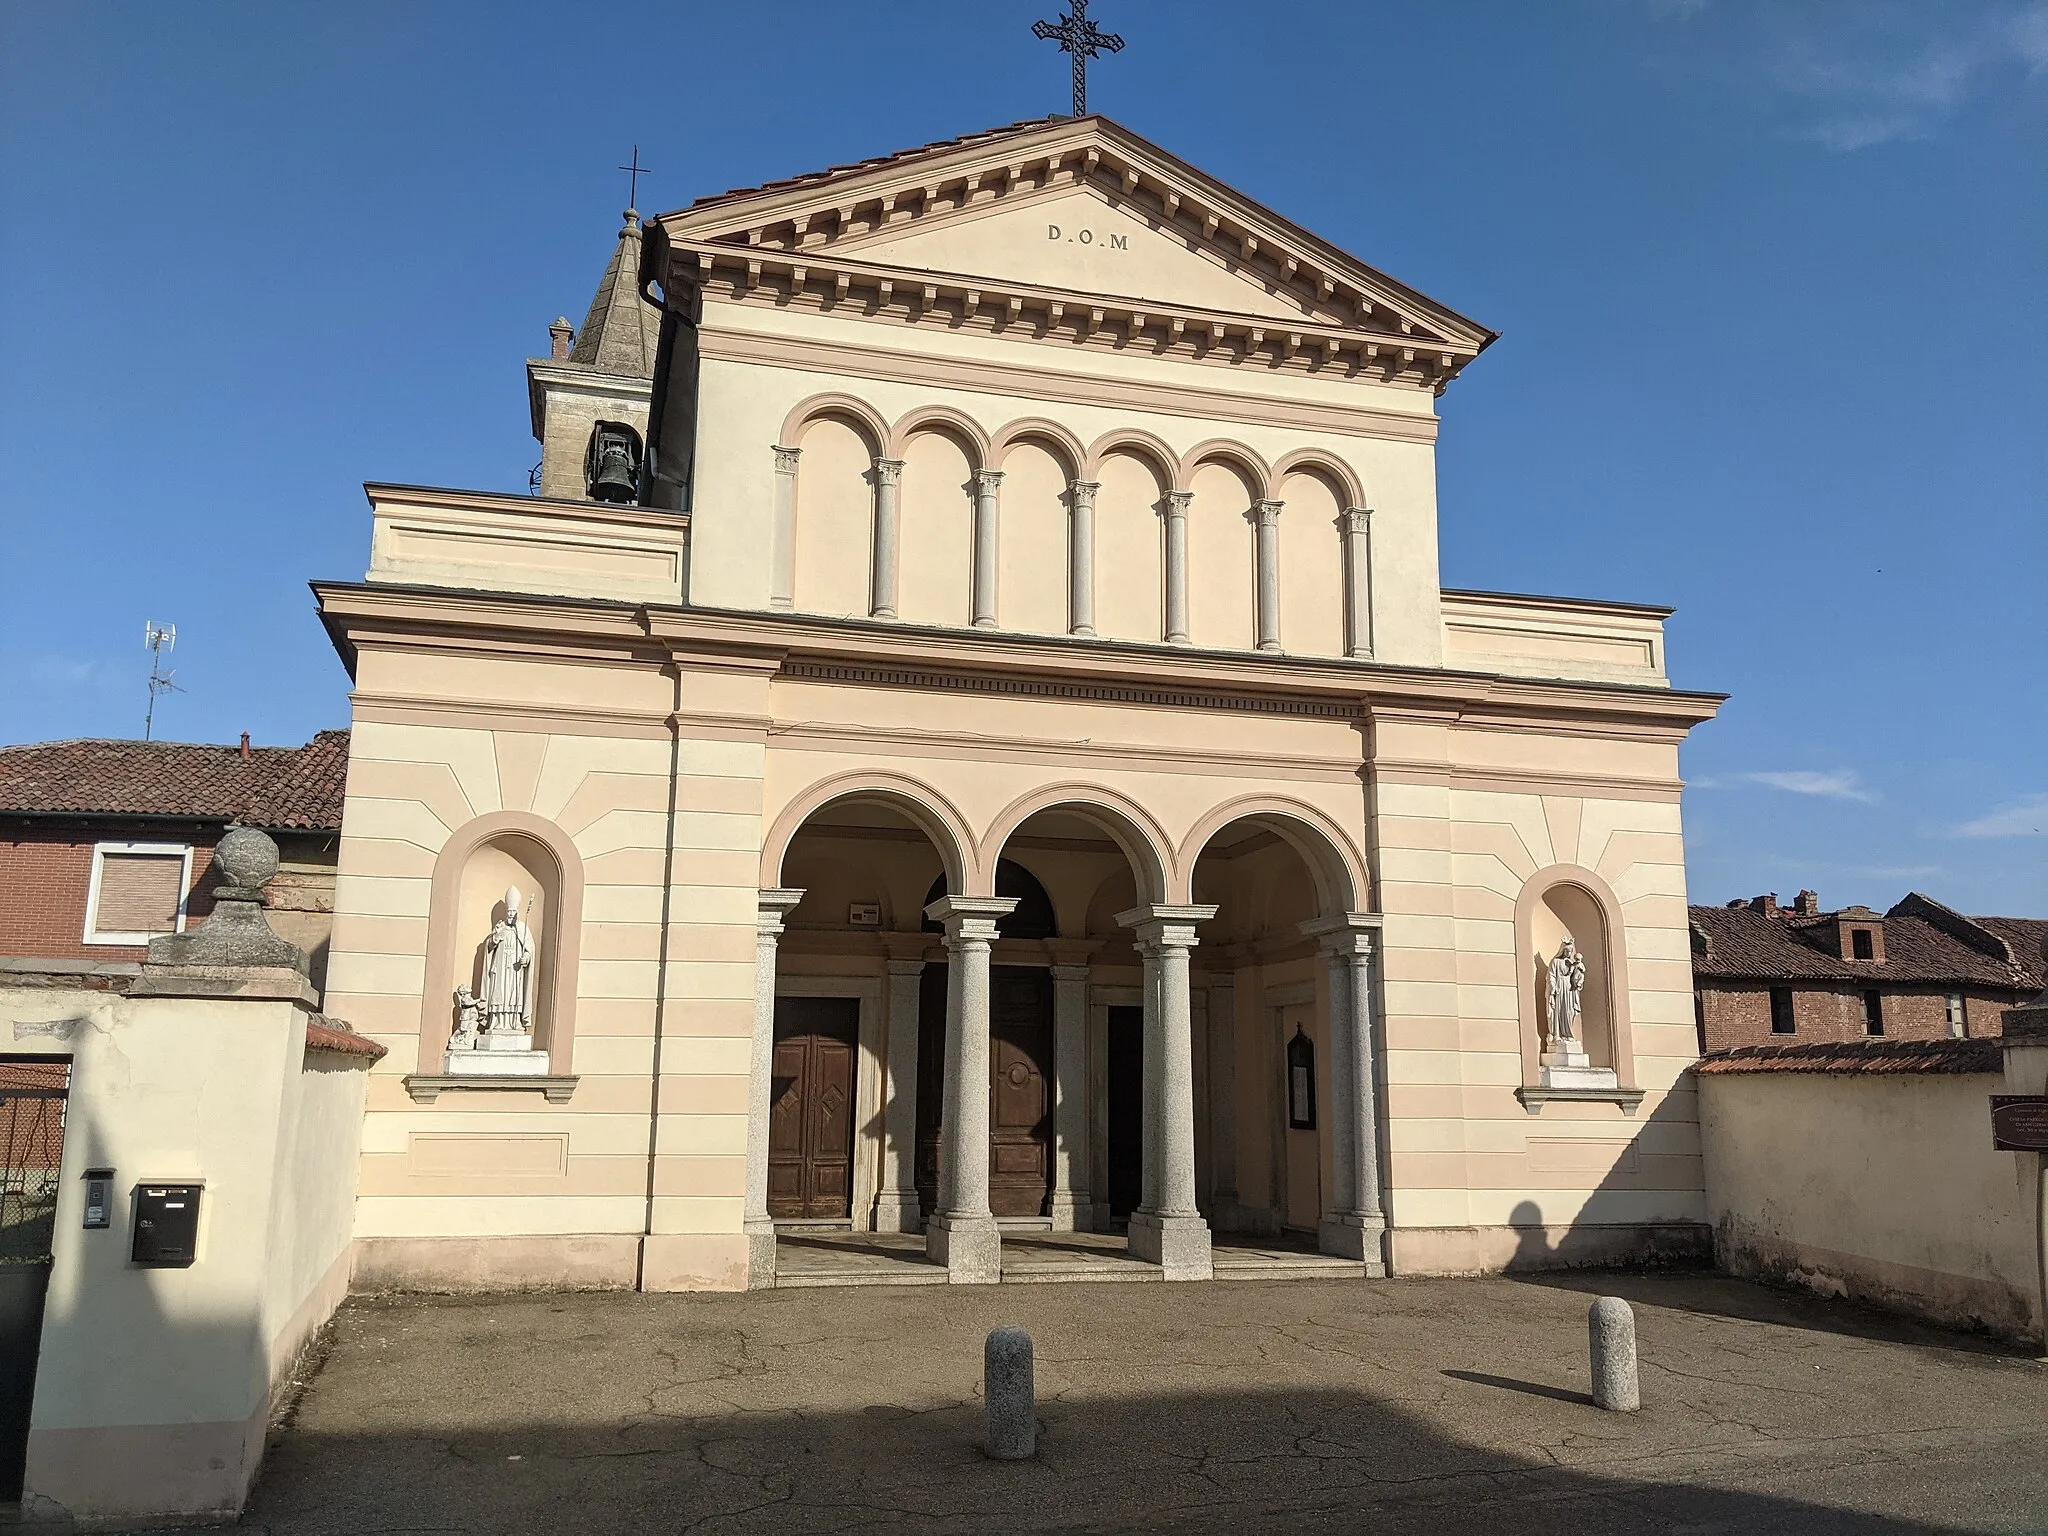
[1991,1096,2048,1152]
[1287,1027,1315,1130]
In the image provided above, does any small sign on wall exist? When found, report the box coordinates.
[847,902,881,929]
[1991,1096,2048,1152]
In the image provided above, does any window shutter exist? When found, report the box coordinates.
[95,853,185,934]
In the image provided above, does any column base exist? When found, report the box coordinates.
[744,1221,778,1291]
[1048,1189,1093,1233]
[1318,1215,1389,1276]
[1127,1212,1212,1280]
[926,1213,1002,1283]
[872,1189,924,1235]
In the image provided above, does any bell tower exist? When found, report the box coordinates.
[525,209,663,502]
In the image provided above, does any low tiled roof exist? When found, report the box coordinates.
[0,730,349,831]
[1695,1039,2002,1075]
[304,1018,385,1061]
[1689,895,2045,991]
[676,117,1068,216]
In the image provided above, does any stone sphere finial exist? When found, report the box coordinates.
[213,825,280,896]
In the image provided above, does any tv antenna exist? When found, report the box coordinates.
[143,621,182,740]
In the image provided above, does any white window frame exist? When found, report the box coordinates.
[1946,993,1966,1038]
[83,840,195,946]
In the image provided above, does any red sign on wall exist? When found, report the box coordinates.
[1991,1096,2048,1152]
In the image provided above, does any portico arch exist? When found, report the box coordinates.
[761,772,979,896]
[1177,796,1370,913]
[975,784,1174,904]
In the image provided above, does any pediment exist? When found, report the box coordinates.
[656,116,1494,351]
[833,187,1317,322]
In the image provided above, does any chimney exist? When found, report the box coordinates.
[1749,893,1780,918]
[549,316,574,362]
[239,731,251,760]
[1793,890,1820,917]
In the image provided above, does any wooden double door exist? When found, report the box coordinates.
[765,996,860,1220]
[915,965,1055,1220]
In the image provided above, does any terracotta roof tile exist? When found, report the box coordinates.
[1695,1039,2002,1075]
[304,1018,385,1061]
[1689,897,2045,991]
[0,730,349,831]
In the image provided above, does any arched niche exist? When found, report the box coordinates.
[920,859,1057,939]
[1513,865,1635,1091]
[419,811,584,1076]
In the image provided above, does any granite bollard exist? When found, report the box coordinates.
[1589,1296,1640,1411]
[985,1324,1035,1459]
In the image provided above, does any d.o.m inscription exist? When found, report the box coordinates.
[1048,225,1128,249]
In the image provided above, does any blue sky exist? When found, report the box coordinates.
[1,1,2042,915]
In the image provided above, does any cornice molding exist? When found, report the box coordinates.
[676,239,1471,392]
[697,322,1442,445]
[312,580,1723,736]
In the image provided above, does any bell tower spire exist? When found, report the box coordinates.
[525,188,665,502]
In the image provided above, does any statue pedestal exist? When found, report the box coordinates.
[445,1039,551,1077]
[1540,1040,1616,1090]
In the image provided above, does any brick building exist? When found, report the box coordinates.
[0,731,348,989]
[1689,890,2047,1052]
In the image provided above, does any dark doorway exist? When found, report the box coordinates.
[766,997,859,1220]
[0,1057,68,1502]
[914,966,1056,1221]
[1105,1004,1144,1223]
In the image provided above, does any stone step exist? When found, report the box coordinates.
[1000,1262,1162,1284]
[773,1267,950,1288]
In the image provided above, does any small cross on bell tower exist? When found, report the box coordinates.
[1032,0,1124,117]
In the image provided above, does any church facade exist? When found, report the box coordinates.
[316,116,1722,1290]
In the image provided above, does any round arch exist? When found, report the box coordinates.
[778,392,888,458]
[1082,427,1181,488]
[1176,795,1370,913]
[989,416,1087,479]
[419,809,586,1075]
[886,404,992,466]
[975,783,1175,905]
[1513,863,1637,1091]
[1181,437,1273,499]
[1268,449,1365,509]
[760,771,980,897]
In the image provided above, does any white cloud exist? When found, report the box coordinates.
[1739,769,1880,803]
[1953,793,2048,838]
[1772,3,2048,150]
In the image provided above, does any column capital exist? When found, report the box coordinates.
[878,930,932,965]
[925,894,1017,944]
[1045,937,1102,969]
[757,888,806,938]
[1164,489,1193,515]
[1300,912,1380,958]
[1116,903,1219,951]
[1069,479,1100,504]
[772,445,802,474]
[874,457,904,485]
[1341,505,1373,533]
[974,468,1005,492]
[1250,498,1283,526]
[1048,963,1093,983]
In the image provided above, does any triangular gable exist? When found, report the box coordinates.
[654,116,1494,351]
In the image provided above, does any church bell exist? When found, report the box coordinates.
[584,421,643,503]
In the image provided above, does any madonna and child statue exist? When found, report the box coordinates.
[445,886,551,1076]
[1537,934,1616,1090]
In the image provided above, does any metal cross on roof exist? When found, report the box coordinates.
[1032,0,1124,118]
[617,145,651,210]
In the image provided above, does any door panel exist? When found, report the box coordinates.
[765,997,860,1220]
[988,968,1053,1217]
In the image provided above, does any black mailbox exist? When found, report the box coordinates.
[131,1183,202,1267]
